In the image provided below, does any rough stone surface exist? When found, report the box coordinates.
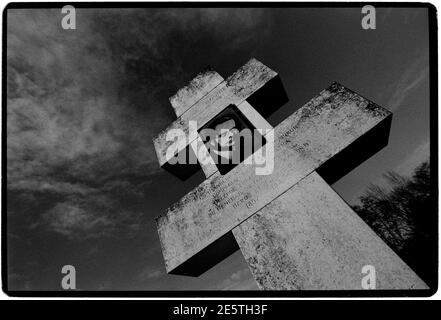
[233,171,428,290]
[153,58,278,168]
[156,83,392,274]
[236,101,273,132]
[190,136,218,178]
[170,69,224,118]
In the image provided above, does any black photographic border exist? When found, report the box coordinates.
[1,1,438,298]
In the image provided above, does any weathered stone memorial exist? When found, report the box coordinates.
[153,58,428,290]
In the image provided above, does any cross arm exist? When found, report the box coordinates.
[153,58,288,180]
[169,68,225,118]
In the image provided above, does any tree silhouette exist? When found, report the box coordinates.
[352,160,436,288]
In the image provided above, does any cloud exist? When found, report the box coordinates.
[387,54,429,111]
[218,267,258,290]
[7,9,160,189]
[7,8,270,239]
[41,202,114,239]
[137,267,164,281]
[395,137,430,175]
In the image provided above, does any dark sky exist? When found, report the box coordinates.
[6,7,430,290]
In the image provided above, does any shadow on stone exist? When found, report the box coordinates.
[169,231,239,277]
[317,113,393,185]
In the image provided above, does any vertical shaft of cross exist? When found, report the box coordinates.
[233,172,427,289]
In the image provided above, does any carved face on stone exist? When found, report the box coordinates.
[209,117,239,160]
[199,104,266,175]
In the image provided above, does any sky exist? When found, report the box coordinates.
[5,6,431,291]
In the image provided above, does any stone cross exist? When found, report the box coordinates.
[153,58,428,290]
